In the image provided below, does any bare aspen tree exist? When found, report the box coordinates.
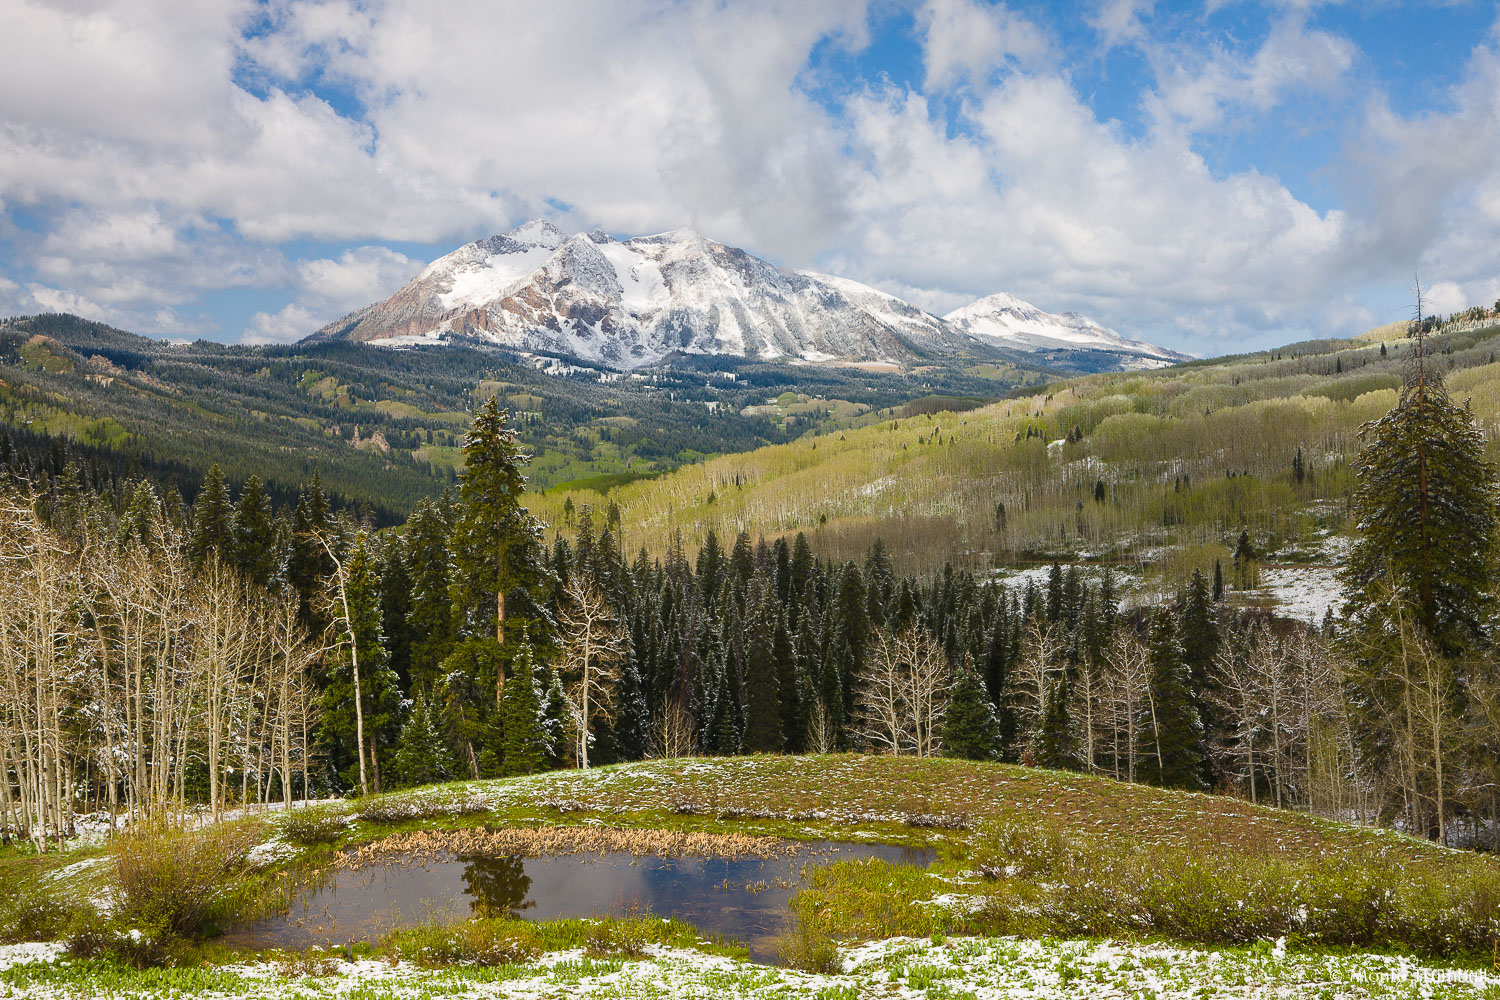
[903,628,952,758]
[315,531,367,797]
[1102,626,1149,783]
[1072,652,1103,773]
[806,697,840,754]
[650,694,697,759]
[853,629,909,755]
[852,626,950,757]
[1012,617,1064,745]
[560,577,628,768]
[1210,619,1262,803]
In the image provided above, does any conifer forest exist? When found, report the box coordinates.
[5,326,1500,856]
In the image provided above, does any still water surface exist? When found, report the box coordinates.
[229,841,932,962]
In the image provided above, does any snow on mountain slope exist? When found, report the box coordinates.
[308,220,1183,371]
[944,293,1191,367]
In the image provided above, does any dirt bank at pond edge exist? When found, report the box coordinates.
[334,827,803,868]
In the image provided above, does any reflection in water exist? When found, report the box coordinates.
[227,841,931,963]
[463,855,534,916]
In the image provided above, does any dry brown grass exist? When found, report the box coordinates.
[334,826,798,870]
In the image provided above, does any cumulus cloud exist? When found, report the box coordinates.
[1144,14,1356,134]
[831,74,1351,338]
[245,245,420,344]
[1,0,1498,353]
[917,0,1051,90]
[1090,0,1152,50]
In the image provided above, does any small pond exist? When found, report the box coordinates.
[227,841,931,962]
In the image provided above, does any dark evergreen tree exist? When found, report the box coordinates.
[942,657,1000,760]
[1342,336,1498,652]
[697,529,726,607]
[741,594,783,753]
[190,463,232,566]
[288,471,332,625]
[449,396,545,665]
[1031,672,1081,771]
[405,495,457,692]
[1137,609,1207,790]
[230,474,278,587]
[1045,563,1064,623]
[497,633,548,776]
[436,637,505,778]
[1232,529,1257,589]
[389,697,456,788]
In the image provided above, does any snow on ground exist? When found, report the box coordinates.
[0,943,63,972]
[1,937,1495,998]
[1255,565,1343,625]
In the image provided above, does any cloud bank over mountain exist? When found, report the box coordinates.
[2,1,1498,355]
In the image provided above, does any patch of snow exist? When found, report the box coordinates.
[0,942,64,971]
[1255,565,1342,625]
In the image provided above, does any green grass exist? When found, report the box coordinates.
[8,755,1500,994]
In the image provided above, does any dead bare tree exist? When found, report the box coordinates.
[314,530,367,797]
[852,626,951,757]
[559,577,628,769]
[1101,626,1149,783]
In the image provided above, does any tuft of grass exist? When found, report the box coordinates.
[382,918,541,967]
[382,914,734,968]
[111,820,263,938]
[778,915,842,974]
[583,914,652,959]
[281,805,350,846]
[789,858,950,941]
[0,886,74,943]
[358,794,491,825]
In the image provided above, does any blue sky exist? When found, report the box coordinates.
[2,0,1499,356]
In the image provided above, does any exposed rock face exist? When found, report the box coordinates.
[309,220,1183,370]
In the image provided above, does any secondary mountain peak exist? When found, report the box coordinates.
[944,293,1190,367]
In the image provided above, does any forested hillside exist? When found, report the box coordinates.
[0,313,1037,519]
[7,330,1500,859]
[538,320,1500,587]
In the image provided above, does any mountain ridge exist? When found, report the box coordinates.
[308,221,1189,372]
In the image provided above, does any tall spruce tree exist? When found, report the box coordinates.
[389,697,456,788]
[1137,609,1207,790]
[190,463,233,566]
[1032,672,1081,770]
[1342,331,1498,652]
[741,586,783,752]
[231,474,278,587]
[450,395,543,683]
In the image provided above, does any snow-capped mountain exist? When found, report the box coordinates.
[943,293,1190,368]
[308,220,1182,371]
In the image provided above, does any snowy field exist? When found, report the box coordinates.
[1255,565,1344,625]
[2,936,1495,999]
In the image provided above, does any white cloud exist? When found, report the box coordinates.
[831,75,1356,340]
[917,0,1051,91]
[1146,15,1356,133]
[1090,0,1152,50]
[244,245,420,344]
[2,1,1498,355]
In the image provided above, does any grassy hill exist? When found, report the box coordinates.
[535,322,1500,589]
[6,756,1500,997]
